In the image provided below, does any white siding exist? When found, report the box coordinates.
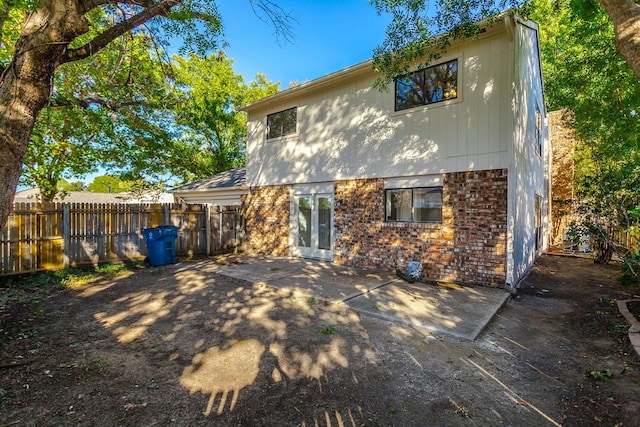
[508,19,548,285]
[246,27,514,187]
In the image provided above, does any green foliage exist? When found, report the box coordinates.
[58,178,85,192]
[85,175,140,193]
[18,9,176,201]
[530,0,640,278]
[320,326,336,335]
[4,2,286,200]
[370,0,523,88]
[18,43,279,195]
[168,52,279,182]
[587,369,612,381]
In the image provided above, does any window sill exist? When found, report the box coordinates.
[391,96,462,117]
[265,133,298,143]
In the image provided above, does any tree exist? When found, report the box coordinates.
[57,179,85,192]
[86,175,139,193]
[598,0,640,80]
[529,0,640,281]
[169,52,279,182]
[0,1,293,231]
[369,0,640,83]
[18,15,176,202]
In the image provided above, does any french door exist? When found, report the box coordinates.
[292,193,333,260]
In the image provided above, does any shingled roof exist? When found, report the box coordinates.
[171,168,246,192]
[170,168,248,206]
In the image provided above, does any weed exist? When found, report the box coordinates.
[88,358,109,375]
[307,297,316,304]
[614,323,630,332]
[0,387,6,404]
[450,398,470,418]
[96,263,132,276]
[17,329,38,340]
[587,369,612,381]
[320,326,336,335]
[388,408,396,415]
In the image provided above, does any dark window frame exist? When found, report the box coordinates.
[394,59,459,112]
[535,194,543,251]
[385,187,443,224]
[535,107,543,157]
[267,107,297,139]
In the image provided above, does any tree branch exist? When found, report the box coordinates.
[80,0,156,15]
[61,0,182,64]
[248,0,296,45]
[50,95,146,111]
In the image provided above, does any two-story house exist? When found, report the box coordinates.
[239,14,549,289]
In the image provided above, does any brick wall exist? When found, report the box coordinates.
[241,185,291,256]
[333,169,508,287]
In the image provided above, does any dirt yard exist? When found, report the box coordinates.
[1,254,640,426]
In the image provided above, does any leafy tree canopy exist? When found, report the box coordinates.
[12,5,279,202]
[0,0,292,231]
[369,0,640,84]
[168,52,279,182]
[530,0,640,280]
[86,175,141,194]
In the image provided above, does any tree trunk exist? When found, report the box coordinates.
[599,0,640,80]
[0,1,88,230]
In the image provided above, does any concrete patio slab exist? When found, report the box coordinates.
[214,255,510,341]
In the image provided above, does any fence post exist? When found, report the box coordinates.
[219,206,223,251]
[164,204,170,225]
[205,204,211,256]
[63,204,70,268]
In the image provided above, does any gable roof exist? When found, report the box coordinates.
[171,168,247,192]
[170,168,248,206]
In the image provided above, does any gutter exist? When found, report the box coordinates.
[239,10,522,113]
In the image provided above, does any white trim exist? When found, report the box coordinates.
[384,175,443,189]
[292,182,334,195]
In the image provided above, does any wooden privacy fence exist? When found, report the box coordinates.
[0,202,243,276]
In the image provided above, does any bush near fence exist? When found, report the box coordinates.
[0,202,242,275]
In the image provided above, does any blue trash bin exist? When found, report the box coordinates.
[143,226,178,266]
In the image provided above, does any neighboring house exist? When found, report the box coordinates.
[238,14,549,289]
[171,168,248,206]
[13,189,174,204]
[547,109,588,251]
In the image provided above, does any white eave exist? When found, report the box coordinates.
[238,59,374,113]
[238,10,521,114]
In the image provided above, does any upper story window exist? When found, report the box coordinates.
[395,59,458,112]
[385,187,443,223]
[535,107,543,157]
[267,107,297,139]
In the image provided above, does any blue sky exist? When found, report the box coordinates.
[216,0,392,89]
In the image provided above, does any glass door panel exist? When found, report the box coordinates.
[317,196,332,251]
[292,193,333,260]
[297,196,312,248]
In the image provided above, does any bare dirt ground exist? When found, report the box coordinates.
[1,254,640,426]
